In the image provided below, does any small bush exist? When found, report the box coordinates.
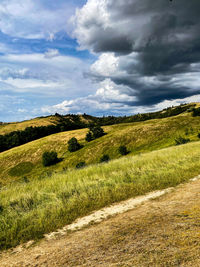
[118,145,128,155]
[0,204,3,213]
[85,131,93,142]
[42,151,59,167]
[76,162,86,169]
[22,176,29,183]
[100,154,110,163]
[175,136,190,145]
[68,137,82,152]
[89,125,105,139]
[192,107,200,117]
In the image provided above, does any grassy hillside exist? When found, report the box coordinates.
[1,103,197,137]
[1,103,197,153]
[0,111,200,185]
[1,140,200,249]
[0,114,93,136]
[0,116,58,135]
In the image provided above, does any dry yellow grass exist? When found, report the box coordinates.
[1,111,200,185]
[0,116,58,135]
[0,176,199,266]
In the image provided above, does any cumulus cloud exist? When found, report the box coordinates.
[71,0,200,108]
[0,0,81,39]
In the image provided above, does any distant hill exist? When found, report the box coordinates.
[0,103,198,153]
[1,103,198,136]
[1,104,200,185]
[0,114,94,135]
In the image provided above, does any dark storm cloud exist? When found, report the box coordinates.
[74,0,200,107]
[111,75,200,106]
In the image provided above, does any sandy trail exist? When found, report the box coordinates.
[45,187,173,240]
[0,175,200,266]
[44,175,200,240]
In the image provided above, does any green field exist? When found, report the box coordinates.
[0,111,200,185]
[1,141,200,250]
[1,106,200,250]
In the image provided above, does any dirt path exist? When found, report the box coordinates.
[0,177,200,267]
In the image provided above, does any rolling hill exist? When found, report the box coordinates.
[1,103,200,251]
[0,103,197,154]
[1,139,200,250]
[0,105,200,186]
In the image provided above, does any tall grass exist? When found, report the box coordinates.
[1,141,200,250]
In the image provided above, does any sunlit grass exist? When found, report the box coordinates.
[1,112,200,185]
[0,116,58,135]
[0,141,200,250]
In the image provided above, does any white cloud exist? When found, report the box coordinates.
[91,53,119,76]
[0,0,79,39]
[71,0,200,108]
[41,78,137,115]
[44,49,59,58]
[0,51,95,97]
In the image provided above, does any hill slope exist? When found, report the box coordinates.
[0,102,196,138]
[1,140,200,249]
[1,110,200,185]
[0,114,94,136]
[0,171,200,266]
[0,116,59,135]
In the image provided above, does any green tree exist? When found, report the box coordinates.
[175,136,190,145]
[90,125,105,139]
[118,145,128,155]
[68,137,82,152]
[76,161,86,169]
[85,131,93,142]
[100,154,110,163]
[42,151,59,167]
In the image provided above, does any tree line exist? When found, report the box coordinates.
[0,116,87,153]
[0,103,196,153]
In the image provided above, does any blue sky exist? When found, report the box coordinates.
[0,0,95,122]
[1,0,200,122]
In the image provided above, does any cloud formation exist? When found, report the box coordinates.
[0,0,82,39]
[70,0,200,107]
[0,50,96,121]
[2,0,200,121]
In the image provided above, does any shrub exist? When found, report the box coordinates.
[198,133,200,139]
[0,204,3,213]
[192,107,200,117]
[100,154,110,163]
[76,162,86,169]
[118,145,128,155]
[42,151,59,167]
[22,176,29,183]
[89,125,105,139]
[85,131,93,142]
[175,136,190,145]
[68,137,82,152]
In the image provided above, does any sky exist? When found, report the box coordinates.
[1,0,200,122]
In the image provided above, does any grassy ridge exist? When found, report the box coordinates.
[1,103,196,136]
[1,141,200,249]
[1,112,200,185]
[0,116,59,135]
